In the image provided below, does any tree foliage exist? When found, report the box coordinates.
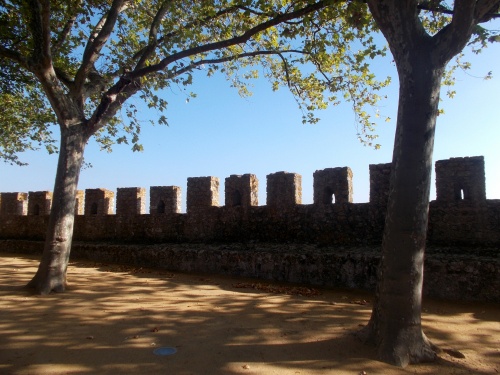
[1,1,497,164]
[0,60,57,164]
[0,0,391,165]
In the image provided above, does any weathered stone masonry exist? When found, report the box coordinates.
[1,156,499,302]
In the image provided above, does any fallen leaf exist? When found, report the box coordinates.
[443,349,466,359]
[350,300,369,305]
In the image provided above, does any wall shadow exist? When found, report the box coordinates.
[1,253,498,375]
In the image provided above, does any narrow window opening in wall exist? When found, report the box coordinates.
[157,200,166,214]
[454,185,466,201]
[33,204,40,215]
[232,190,242,207]
[90,202,98,215]
[323,188,335,204]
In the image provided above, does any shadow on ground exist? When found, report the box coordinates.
[0,252,499,375]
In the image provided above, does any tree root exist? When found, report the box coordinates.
[356,321,438,368]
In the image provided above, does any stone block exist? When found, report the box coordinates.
[84,189,115,216]
[150,186,181,214]
[266,172,302,210]
[28,191,53,215]
[187,177,219,212]
[225,174,258,208]
[116,187,146,216]
[313,167,353,204]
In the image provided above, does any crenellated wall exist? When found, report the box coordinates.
[0,156,499,247]
[1,156,499,302]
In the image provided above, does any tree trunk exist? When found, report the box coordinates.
[27,125,88,295]
[360,53,445,366]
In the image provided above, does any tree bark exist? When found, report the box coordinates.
[359,0,492,366]
[359,41,446,366]
[27,125,88,294]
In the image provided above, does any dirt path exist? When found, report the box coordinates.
[0,252,499,375]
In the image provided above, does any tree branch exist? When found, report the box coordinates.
[417,1,453,15]
[129,0,329,80]
[386,0,500,23]
[53,66,75,88]
[26,0,52,70]
[53,1,81,52]
[131,4,242,63]
[89,46,310,135]
[0,45,30,70]
[439,0,476,47]
[433,0,500,64]
[165,49,308,79]
[87,76,141,134]
[135,0,174,70]
[87,0,329,134]
[475,0,500,21]
[74,0,128,95]
[22,0,83,128]
[367,0,430,63]
[131,2,300,72]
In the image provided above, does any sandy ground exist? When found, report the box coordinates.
[0,252,499,375]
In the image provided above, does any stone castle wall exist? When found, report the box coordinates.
[1,156,499,248]
[1,156,499,302]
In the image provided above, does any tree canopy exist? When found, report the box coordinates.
[0,0,394,166]
[2,1,498,166]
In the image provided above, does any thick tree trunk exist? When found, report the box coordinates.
[360,53,445,366]
[27,125,87,295]
[361,0,490,368]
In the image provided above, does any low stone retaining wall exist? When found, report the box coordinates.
[1,240,498,303]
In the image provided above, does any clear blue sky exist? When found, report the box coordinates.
[1,37,499,213]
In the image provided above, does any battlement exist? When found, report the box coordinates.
[150,186,181,214]
[187,176,220,212]
[225,174,259,208]
[313,167,353,204]
[266,172,302,210]
[27,191,53,216]
[0,166,375,216]
[0,192,27,216]
[0,156,489,216]
[1,156,498,247]
[435,156,486,202]
[84,189,114,216]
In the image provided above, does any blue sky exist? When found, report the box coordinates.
[1,35,499,212]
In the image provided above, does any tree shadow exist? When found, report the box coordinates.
[0,252,498,375]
